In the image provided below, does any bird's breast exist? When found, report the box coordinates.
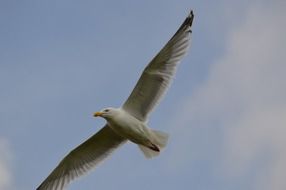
[107,112,150,144]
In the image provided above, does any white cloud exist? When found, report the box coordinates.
[168,2,286,190]
[0,138,13,190]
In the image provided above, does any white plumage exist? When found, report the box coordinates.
[37,10,194,190]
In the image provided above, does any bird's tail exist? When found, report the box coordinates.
[138,130,169,159]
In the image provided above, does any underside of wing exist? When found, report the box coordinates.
[122,11,194,121]
[37,125,126,190]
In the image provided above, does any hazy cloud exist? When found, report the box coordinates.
[169,2,286,190]
[0,138,13,190]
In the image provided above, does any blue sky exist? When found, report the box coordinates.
[1,1,285,190]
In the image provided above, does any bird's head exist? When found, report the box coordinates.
[93,107,117,119]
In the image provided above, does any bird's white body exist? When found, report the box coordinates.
[105,108,151,145]
[99,107,167,156]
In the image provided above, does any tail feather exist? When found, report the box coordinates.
[138,129,169,159]
[152,130,169,149]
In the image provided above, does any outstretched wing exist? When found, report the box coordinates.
[122,11,194,121]
[37,125,126,190]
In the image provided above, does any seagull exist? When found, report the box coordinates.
[37,10,194,190]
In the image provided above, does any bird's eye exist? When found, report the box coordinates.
[104,109,110,112]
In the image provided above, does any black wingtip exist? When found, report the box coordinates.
[187,9,194,28]
[189,10,194,18]
[170,9,195,38]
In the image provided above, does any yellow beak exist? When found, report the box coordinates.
[93,112,103,117]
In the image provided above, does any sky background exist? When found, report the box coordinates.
[0,0,285,190]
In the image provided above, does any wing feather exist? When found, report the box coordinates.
[122,11,194,121]
[37,125,126,190]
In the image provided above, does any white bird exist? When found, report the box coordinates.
[37,10,194,190]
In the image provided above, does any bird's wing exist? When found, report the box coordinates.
[37,125,126,190]
[122,11,194,121]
